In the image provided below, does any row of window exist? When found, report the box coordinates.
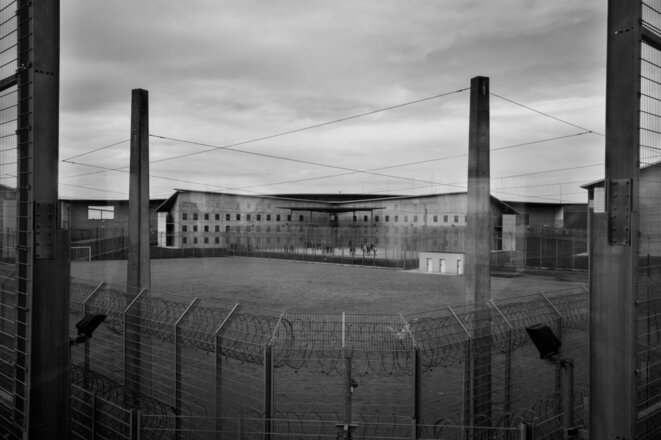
[180,212,465,224]
[182,212,298,222]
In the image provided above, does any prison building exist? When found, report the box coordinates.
[59,198,165,242]
[154,189,521,253]
[502,201,587,230]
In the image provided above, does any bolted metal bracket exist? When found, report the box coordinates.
[607,178,632,246]
[35,202,55,259]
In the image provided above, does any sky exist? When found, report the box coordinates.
[58,0,608,203]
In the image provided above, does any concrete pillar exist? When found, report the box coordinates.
[127,88,151,295]
[125,89,152,397]
[465,76,492,430]
[465,76,491,305]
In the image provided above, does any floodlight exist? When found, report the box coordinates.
[70,314,106,345]
[525,324,561,360]
[76,314,107,338]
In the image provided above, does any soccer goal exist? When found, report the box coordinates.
[70,246,92,262]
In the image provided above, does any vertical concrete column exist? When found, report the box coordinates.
[589,1,641,438]
[128,88,151,295]
[465,75,491,305]
[465,76,492,430]
[126,88,152,397]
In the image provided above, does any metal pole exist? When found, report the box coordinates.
[561,359,575,440]
[590,2,641,438]
[14,1,70,438]
[264,345,273,440]
[174,297,199,440]
[215,303,240,438]
[82,282,105,388]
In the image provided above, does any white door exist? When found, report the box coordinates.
[457,259,464,274]
[426,258,433,272]
[439,259,446,273]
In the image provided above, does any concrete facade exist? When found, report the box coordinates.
[154,189,518,253]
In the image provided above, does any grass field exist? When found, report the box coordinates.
[72,256,587,313]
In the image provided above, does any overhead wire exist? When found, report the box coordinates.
[61,139,130,162]
[490,92,605,136]
[60,89,605,200]
[61,130,597,196]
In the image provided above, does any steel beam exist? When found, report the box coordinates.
[589,1,642,438]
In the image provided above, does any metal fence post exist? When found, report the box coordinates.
[413,347,421,439]
[130,408,141,440]
[561,359,575,440]
[490,300,514,416]
[91,391,97,439]
[82,282,106,388]
[214,303,240,439]
[264,344,273,440]
[123,288,146,391]
[174,297,199,440]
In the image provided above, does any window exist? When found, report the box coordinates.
[363,215,368,222]
[226,214,230,221]
[267,214,271,221]
[204,237,209,244]
[182,213,188,220]
[204,225,209,232]
[236,214,241,221]
[454,215,459,223]
[225,225,230,232]
[353,215,357,222]
[404,215,408,223]
[193,213,198,220]
[287,215,292,222]
[266,226,271,232]
[215,225,220,232]
[444,215,448,223]
[215,214,220,221]
[193,237,198,244]
[299,215,304,221]
[204,214,209,220]
[247,214,251,221]
[394,215,399,222]
[182,225,187,232]
[215,237,220,244]
[433,215,438,223]
[193,225,198,232]
[182,237,187,244]
[375,216,379,222]
[88,205,114,220]
[257,214,261,221]
[414,215,418,223]
[385,215,390,222]
[276,214,281,221]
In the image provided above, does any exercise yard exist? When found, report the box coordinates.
[71,256,587,313]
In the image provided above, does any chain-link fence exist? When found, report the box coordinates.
[69,279,588,439]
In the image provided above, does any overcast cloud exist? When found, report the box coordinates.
[59,0,607,203]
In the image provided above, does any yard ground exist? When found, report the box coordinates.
[71,256,587,313]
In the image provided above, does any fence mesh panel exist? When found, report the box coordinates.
[639,3,661,437]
